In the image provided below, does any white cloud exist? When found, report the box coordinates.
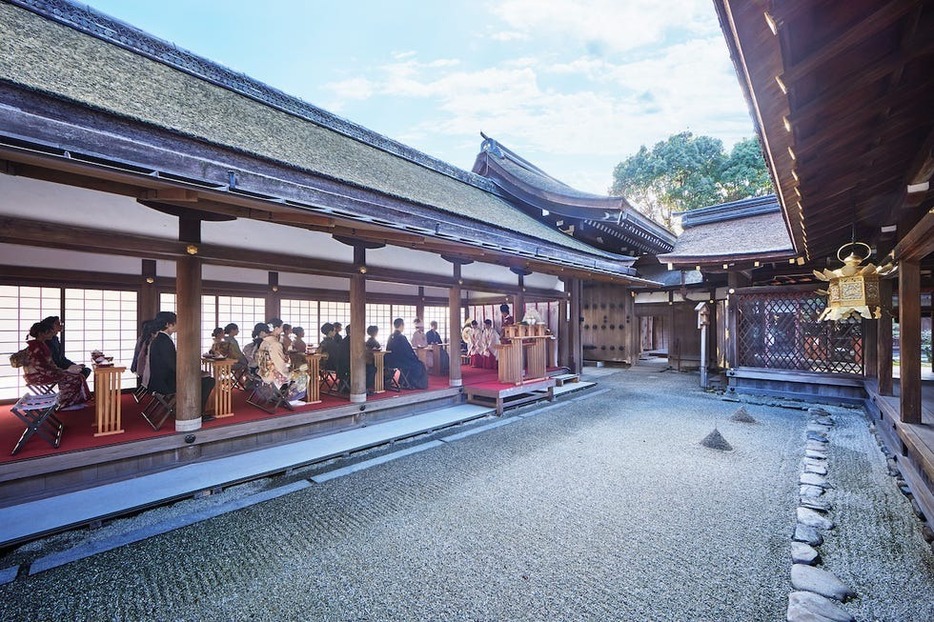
[488,30,529,42]
[325,77,375,101]
[487,0,717,54]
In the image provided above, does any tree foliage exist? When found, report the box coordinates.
[610,132,772,227]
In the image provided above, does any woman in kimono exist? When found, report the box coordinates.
[256,317,290,389]
[23,319,91,410]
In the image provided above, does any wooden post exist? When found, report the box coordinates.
[558,297,569,369]
[863,318,878,379]
[175,253,203,431]
[140,259,158,321]
[266,271,281,322]
[899,260,922,423]
[878,279,894,395]
[569,278,582,373]
[416,286,425,325]
[349,246,367,403]
[515,275,526,322]
[449,264,463,387]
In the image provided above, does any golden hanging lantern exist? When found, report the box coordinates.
[814,242,896,322]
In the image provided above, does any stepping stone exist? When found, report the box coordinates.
[791,542,820,565]
[806,449,828,459]
[800,484,825,498]
[800,497,832,512]
[806,431,829,443]
[797,507,834,530]
[807,423,831,434]
[800,473,832,488]
[793,523,823,546]
[808,407,830,416]
[790,564,855,602]
[806,440,829,452]
[815,416,834,427]
[804,463,828,476]
[787,591,854,621]
[803,456,826,466]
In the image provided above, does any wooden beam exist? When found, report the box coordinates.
[781,1,917,84]
[349,245,367,403]
[899,260,922,423]
[906,127,934,186]
[893,211,934,262]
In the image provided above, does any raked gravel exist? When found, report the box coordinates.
[0,363,932,621]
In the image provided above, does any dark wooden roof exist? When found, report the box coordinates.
[0,0,652,283]
[715,0,934,264]
[658,194,794,267]
[472,136,676,256]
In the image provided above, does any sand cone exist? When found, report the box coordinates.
[701,427,733,451]
[730,406,756,424]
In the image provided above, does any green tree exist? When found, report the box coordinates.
[610,132,772,227]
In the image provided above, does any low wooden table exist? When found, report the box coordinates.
[201,357,235,418]
[304,353,325,404]
[93,365,125,437]
[372,351,387,393]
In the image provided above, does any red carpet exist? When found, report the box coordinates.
[0,366,503,464]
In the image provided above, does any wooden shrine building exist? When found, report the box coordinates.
[0,0,659,515]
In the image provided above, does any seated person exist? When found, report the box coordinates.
[42,315,90,378]
[385,318,429,390]
[23,318,91,410]
[468,320,482,367]
[426,321,450,373]
[281,323,293,352]
[288,326,308,369]
[426,321,443,345]
[365,325,381,352]
[243,323,269,375]
[208,327,231,358]
[256,318,290,389]
[147,311,216,420]
[411,319,428,349]
[332,322,344,344]
[319,322,337,371]
[224,323,248,382]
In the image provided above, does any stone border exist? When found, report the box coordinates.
[786,406,856,622]
[867,422,934,551]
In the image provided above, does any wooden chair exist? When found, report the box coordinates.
[11,392,63,454]
[140,391,175,431]
[245,371,293,414]
[384,366,404,392]
[26,382,56,396]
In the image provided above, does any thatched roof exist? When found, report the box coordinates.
[0,1,629,266]
[658,195,794,265]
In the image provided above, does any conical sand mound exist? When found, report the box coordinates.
[701,428,733,451]
[730,406,757,423]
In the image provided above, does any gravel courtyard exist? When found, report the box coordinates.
[1,363,933,621]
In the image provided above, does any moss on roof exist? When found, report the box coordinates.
[0,2,617,261]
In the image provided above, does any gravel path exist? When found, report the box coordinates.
[0,363,932,621]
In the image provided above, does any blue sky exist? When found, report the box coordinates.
[84,0,755,194]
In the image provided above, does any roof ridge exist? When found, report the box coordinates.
[11,0,500,194]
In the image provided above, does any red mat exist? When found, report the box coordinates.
[0,366,503,465]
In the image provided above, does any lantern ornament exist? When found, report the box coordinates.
[814,242,895,322]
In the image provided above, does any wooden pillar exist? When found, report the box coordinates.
[899,260,922,423]
[568,277,582,373]
[449,264,463,387]
[863,318,878,379]
[266,272,281,322]
[416,286,426,324]
[515,275,526,322]
[349,246,367,403]
[140,259,158,321]
[175,253,203,431]
[558,298,569,368]
[878,279,894,395]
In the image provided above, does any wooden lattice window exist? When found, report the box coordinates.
[735,291,863,375]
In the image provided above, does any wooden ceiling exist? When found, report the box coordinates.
[717,0,934,264]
